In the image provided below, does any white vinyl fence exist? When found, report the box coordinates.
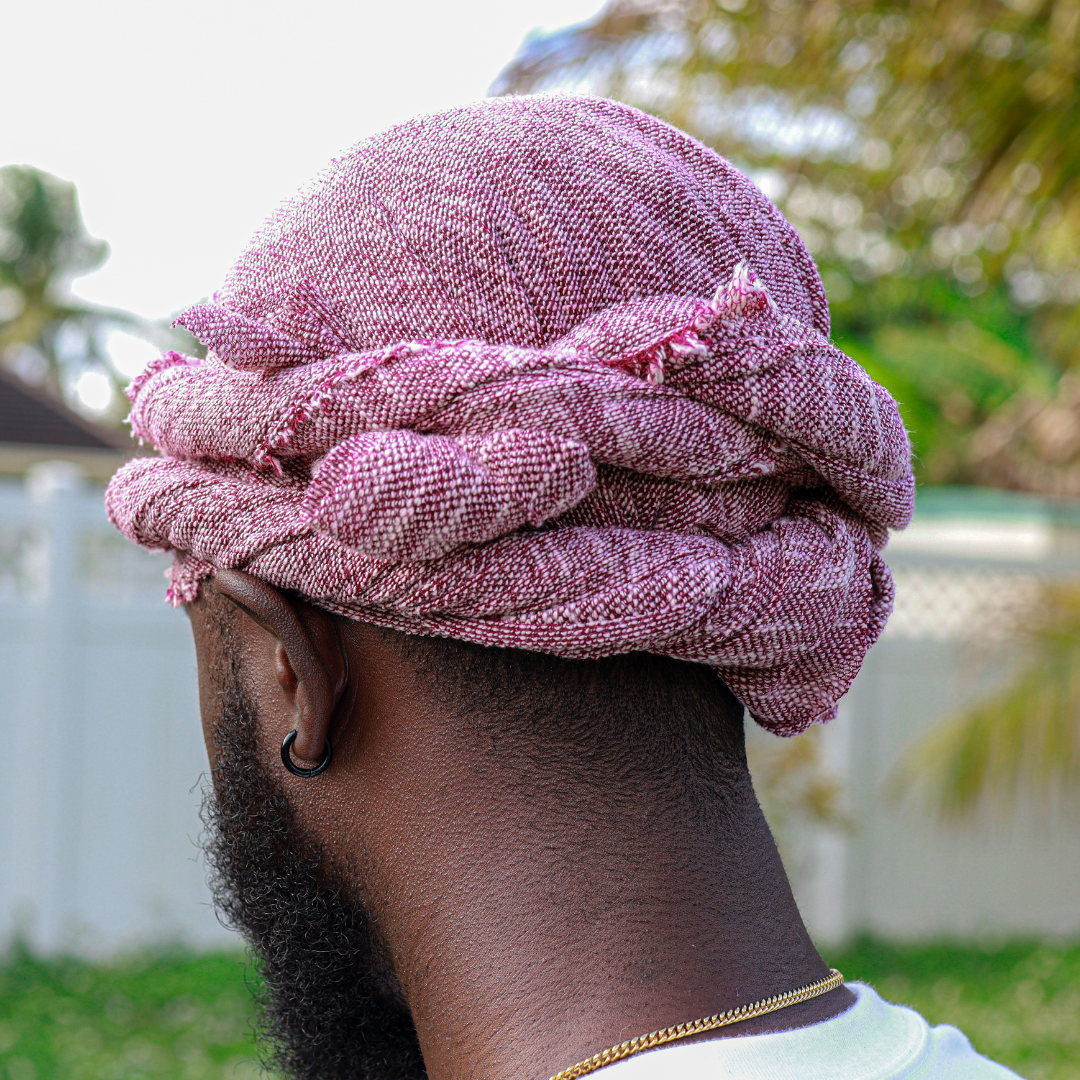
[793,489,1080,946]
[1,467,1079,956]
[0,465,233,956]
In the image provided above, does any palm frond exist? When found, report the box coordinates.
[889,583,1080,819]
[0,165,192,422]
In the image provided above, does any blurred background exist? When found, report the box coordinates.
[1,0,1078,1077]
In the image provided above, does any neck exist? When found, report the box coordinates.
[299,631,854,1080]
[338,743,847,1080]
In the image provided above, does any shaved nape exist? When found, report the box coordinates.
[373,626,753,814]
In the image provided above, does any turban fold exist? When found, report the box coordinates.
[105,95,914,736]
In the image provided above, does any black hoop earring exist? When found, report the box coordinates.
[280,729,333,778]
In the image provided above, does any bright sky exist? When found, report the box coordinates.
[2,0,602,333]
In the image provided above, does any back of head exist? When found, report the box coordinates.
[124,94,905,1080]
[186,94,829,358]
[108,92,912,737]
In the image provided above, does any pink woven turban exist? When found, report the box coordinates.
[106,94,913,736]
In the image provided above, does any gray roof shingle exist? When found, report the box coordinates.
[0,368,131,450]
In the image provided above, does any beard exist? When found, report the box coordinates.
[201,672,427,1080]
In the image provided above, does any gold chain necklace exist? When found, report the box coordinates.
[550,968,845,1080]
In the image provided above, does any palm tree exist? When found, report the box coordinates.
[0,165,151,419]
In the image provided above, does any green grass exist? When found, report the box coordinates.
[0,948,266,1080]
[828,939,1080,1080]
[1,940,1077,1079]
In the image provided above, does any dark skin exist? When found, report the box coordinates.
[189,570,854,1080]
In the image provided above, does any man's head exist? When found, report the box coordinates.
[106,94,907,1076]
[107,94,912,740]
[192,573,752,1080]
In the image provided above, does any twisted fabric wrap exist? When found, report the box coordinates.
[105,95,914,736]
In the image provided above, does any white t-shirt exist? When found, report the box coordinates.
[595,983,1021,1079]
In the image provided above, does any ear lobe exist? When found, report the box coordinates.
[213,569,340,764]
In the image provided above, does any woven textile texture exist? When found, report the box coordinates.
[105,94,914,735]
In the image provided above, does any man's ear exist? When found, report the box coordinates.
[213,569,346,764]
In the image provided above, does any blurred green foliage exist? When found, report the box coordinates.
[0,166,191,423]
[495,0,1080,812]
[831,275,1054,481]
[0,167,131,415]
[1,942,1077,1079]
[0,948,268,1080]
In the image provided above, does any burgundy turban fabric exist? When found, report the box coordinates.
[106,95,913,736]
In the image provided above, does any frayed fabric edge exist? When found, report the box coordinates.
[608,262,777,386]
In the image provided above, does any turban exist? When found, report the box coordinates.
[105,95,913,736]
